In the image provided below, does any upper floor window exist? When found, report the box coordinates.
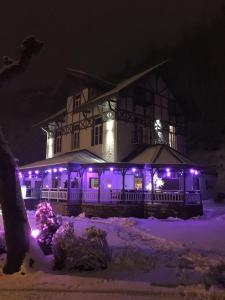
[72,125,80,149]
[169,125,176,149]
[92,117,103,145]
[132,126,143,145]
[54,132,62,154]
[73,94,81,112]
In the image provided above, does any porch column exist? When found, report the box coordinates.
[183,170,186,205]
[121,168,127,200]
[97,168,103,204]
[67,169,71,202]
[151,168,154,204]
[78,168,84,203]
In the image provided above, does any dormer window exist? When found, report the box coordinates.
[91,117,103,145]
[73,94,81,112]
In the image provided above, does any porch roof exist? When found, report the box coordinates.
[124,144,201,168]
[20,150,106,170]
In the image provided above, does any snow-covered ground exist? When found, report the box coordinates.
[0,200,225,299]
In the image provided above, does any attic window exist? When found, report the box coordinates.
[73,94,81,112]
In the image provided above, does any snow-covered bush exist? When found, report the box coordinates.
[0,231,6,255]
[35,202,61,255]
[52,222,110,271]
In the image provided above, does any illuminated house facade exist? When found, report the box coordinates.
[20,62,204,218]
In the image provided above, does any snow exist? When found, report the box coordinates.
[0,200,225,299]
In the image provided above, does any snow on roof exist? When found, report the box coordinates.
[20,150,106,170]
[79,60,168,108]
[125,144,199,167]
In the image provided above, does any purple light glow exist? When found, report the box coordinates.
[19,172,22,177]
[107,183,112,188]
[47,169,52,173]
[132,168,136,172]
[166,172,171,177]
[28,171,32,175]
[110,167,114,172]
[166,168,170,172]
[194,170,199,175]
[190,169,195,174]
[35,170,39,174]
[88,167,93,172]
[31,229,40,238]
[53,168,57,173]
[59,168,63,172]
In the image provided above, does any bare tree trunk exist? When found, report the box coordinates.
[0,128,30,273]
[0,36,43,273]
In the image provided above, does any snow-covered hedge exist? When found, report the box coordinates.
[52,222,110,271]
[35,202,61,255]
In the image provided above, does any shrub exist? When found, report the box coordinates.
[35,202,61,255]
[52,222,110,271]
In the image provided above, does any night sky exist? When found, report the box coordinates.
[0,0,224,90]
[0,0,225,164]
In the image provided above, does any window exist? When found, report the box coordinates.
[89,178,99,189]
[132,126,143,144]
[73,94,81,112]
[92,117,103,145]
[54,132,62,154]
[72,125,80,149]
[169,125,176,149]
[135,178,143,190]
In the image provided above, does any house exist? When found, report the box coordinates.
[20,61,203,218]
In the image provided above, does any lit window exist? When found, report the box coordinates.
[89,178,99,189]
[73,94,81,112]
[154,119,164,144]
[169,125,176,149]
[135,177,143,190]
[72,125,80,149]
[54,132,62,154]
[92,117,103,145]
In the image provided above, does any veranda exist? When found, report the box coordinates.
[19,162,203,218]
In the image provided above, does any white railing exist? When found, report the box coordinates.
[40,188,201,205]
[152,190,184,203]
[185,191,201,204]
[41,188,67,201]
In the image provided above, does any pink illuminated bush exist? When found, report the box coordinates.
[35,202,61,255]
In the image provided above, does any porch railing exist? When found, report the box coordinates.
[40,188,201,205]
[41,188,67,201]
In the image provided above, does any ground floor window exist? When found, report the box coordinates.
[89,177,99,189]
[169,125,176,149]
[135,177,143,190]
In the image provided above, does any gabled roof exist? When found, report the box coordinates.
[78,60,168,110]
[66,68,115,89]
[20,150,106,170]
[124,144,200,168]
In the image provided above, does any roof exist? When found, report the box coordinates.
[77,60,168,111]
[20,150,106,170]
[66,68,115,89]
[124,144,200,168]
[34,108,66,127]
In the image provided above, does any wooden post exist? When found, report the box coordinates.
[121,168,127,200]
[67,169,71,202]
[79,168,84,204]
[97,168,102,204]
[183,170,186,205]
[151,168,154,204]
